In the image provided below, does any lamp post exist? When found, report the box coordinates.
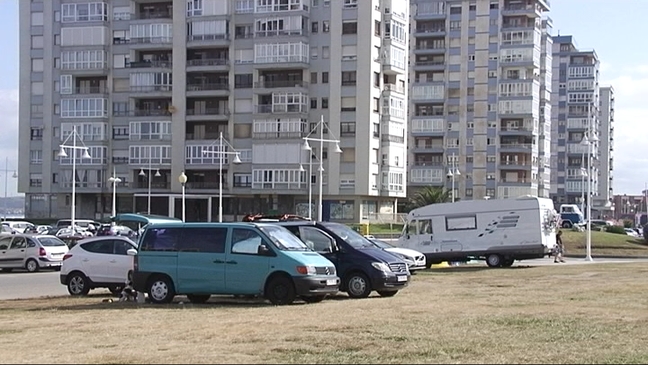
[446,152,460,203]
[202,131,242,222]
[580,166,588,216]
[580,103,598,262]
[302,115,343,222]
[299,148,323,220]
[138,155,161,215]
[57,125,92,231]
[178,171,187,222]
[108,167,122,218]
[1,157,18,221]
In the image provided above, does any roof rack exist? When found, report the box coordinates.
[242,214,311,222]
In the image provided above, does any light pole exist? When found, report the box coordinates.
[299,148,323,220]
[302,115,342,222]
[580,166,588,216]
[108,167,122,218]
[139,156,161,215]
[580,106,598,262]
[178,171,187,222]
[202,131,242,222]
[446,152,460,203]
[1,157,18,221]
[57,125,92,231]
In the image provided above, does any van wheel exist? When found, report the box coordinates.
[377,290,398,297]
[67,272,90,296]
[265,276,296,305]
[147,276,175,304]
[562,221,572,228]
[301,295,326,304]
[486,254,503,268]
[345,272,372,298]
[187,294,211,304]
[25,259,39,273]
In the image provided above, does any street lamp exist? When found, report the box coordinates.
[108,167,122,218]
[580,166,588,216]
[580,130,599,262]
[1,157,17,221]
[178,171,187,222]
[302,115,342,222]
[446,152,460,203]
[138,153,161,215]
[57,125,91,231]
[299,148,325,220]
[202,131,242,222]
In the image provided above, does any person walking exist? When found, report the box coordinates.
[554,230,565,263]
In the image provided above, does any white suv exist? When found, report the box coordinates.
[60,236,137,296]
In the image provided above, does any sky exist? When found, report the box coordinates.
[0,0,646,196]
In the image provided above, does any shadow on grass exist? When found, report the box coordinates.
[419,265,535,274]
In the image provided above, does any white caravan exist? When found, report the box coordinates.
[398,196,559,268]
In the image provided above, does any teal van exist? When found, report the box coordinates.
[129,222,340,305]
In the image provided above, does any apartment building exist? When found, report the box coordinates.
[408,0,552,201]
[550,35,613,216]
[18,0,409,222]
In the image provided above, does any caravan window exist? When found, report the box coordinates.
[418,220,432,234]
[446,215,477,231]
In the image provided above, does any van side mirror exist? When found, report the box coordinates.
[257,244,273,256]
[127,248,138,256]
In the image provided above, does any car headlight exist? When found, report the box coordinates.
[371,262,391,273]
[296,265,316,275]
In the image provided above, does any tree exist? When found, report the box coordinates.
[405,186,453,211]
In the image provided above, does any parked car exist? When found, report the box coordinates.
[624,228,640,237]
[5,221,35,234]
[1,223,16,235]
[96,224,134,237]
[60,236,138,296]
[368,238,427,272]
[0,234,69,272]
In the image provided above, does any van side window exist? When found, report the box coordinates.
[418,220,432,235]
[179,228,227,253]
[299,227,334,252]
[140,228,181,251]
[231,228,264,255]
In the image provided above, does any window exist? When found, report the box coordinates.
[299,226,334,252]
[446,215,477,231]
[321,98,329,109]
[449,5,462,14]
[322,72,329,84]
[30,150,43,164]
[231,228,265,254]
[340,122,356,135]
[61,3,108,23]
[342,22,358,34]
[343,0,358,8]
[254,42,309,64]
[31,128,43,140]
[187,0,203,17]
[178,227,227,253]
[322,21,330,32]
[341,71,356,86]
[311,21,318,33]
[310,72,318,84]
[322,46,330,59]
[140,228,182,251]
[310,98,318,109]
[235,74,253,88]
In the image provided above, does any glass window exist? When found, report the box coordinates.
[10,237,27,250]
[178,227,227,253]
[0,237,11,250]
[260,225,310,251]
[418,219,433,234]
[231,228,264,255]
[81,240,114,254]
[140,228,181,251]
[322,222,372,249]
[298,226,333,252]
[114,239,136,255]
[37,237,67,247]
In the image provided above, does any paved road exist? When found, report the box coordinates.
[1,257,646,301]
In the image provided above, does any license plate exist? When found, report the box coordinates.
[326,279,337,286]
[397,275,408,282]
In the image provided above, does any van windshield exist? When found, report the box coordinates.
[259,225,311,251]
[322,223,374,249]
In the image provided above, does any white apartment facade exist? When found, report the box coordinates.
[18,0,409,222]
[408,0,552,201]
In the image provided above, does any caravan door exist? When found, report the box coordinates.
[403,218,436,252]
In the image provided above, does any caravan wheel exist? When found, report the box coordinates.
[486,254,502,268]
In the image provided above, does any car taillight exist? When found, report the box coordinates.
[63,254,73,261]
[38,247,46,256]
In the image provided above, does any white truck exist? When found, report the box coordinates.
[397,196,560,268]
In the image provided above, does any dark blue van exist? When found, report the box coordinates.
[273,221,410,298]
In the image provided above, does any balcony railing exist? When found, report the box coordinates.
[187,58,229,67]
[500,143,533,149]
[381,135,405,143]
[73,86,108,94]
[187,34,230,42]
[129,85,172,92]
[126,60,172,68]
[255,104,308,114]
[135,182,171,189]
[384,84,405,93]
[255,29,308,37]
[112,157,129,164]
[186,83,229,91]
[132,12,172,20]
[186,108,230,116]
[253,80,308,88]
[500,126,535,132]
[415,60,445,66]
[130,37,172,44]
[114,109,171,117]
[253,131,306,139]
[415,28,445,33]
[186,182,226,189]
[413,161,443,166]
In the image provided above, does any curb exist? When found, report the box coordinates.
[564,254,648,259]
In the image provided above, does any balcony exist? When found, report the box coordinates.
[502,2,544,17]
[499,125,536,136]
[127,85,173,93]
[499,143,534,151]
[186,108,230,116]
[255,29,308,38]
[186,58,229,69]
[135,181,171,189]
[255,104,308,114]
[131,11,172,20]
[186,83,229,92]
[499,157,533,170]
[412,159,444,167]
[126,60,172,69]
[187,33,230,43]
[114,108,171,118]
[72,86,108,95]
[413,59,445,71]
[253,131,307,139]
[129,36,173,45]
[253,80,309,89]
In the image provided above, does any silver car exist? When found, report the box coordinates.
[0,234,69,272]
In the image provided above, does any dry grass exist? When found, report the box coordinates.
[2,263,648,364]
[562,230,648,257]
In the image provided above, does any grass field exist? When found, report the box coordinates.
[2,263,648,364]
[561,230,648,257]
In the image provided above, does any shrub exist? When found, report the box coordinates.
[623,220,633,228]
[605,225,626,235]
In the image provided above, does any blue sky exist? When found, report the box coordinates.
[0,0,646,196]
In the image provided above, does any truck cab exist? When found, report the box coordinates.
[559,204,585,228]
